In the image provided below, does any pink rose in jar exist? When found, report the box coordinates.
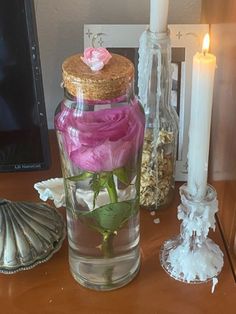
[55,99,145,173]
[81,48,112,72]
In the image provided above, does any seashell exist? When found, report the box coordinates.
[0,199,66,274]
[34,178,65,208]
[34,177,136,211]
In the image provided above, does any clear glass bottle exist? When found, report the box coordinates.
[54,51,145,290]
[138,30,178,210]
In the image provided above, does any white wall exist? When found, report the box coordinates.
[34,0,202,129]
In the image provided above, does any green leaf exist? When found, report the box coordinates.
[79,199,138,233]
[67,172,93,182]
[114,167,129,185]
[90,172,118,207]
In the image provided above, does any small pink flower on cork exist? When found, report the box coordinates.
[81,48,112,71]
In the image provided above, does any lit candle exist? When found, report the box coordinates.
[150,0,169,33]
[187,34,216,200]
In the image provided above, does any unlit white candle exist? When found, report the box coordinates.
[150,0,169,33]
[187,34,216,200]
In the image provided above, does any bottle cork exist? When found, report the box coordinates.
[62,53,134,101]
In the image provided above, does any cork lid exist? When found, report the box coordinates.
[62,53,134,101]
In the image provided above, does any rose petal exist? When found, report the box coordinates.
[55,99,145,173]
[81,47,112,71]
[70,139,132,172]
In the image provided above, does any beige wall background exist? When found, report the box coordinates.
[34,0,202,128]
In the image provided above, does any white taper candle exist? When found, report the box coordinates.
[187,34,216,200]
[150,0,169,33]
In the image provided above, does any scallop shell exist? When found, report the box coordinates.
[0,199,66,274]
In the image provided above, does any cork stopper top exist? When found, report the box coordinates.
[62,53,134,101]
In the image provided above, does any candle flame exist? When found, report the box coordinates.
[202,33,210,55]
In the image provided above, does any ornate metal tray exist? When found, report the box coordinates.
[0,199,66,274]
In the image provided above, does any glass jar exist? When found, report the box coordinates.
[138,30,178,210]
[54,51,145,291]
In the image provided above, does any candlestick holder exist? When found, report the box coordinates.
[160,184,224,283]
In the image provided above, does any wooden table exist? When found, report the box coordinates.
[0,132,235,314]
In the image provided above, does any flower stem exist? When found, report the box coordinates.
[102,231,114,258]
[106,173,118,203]
[101,231,115,287]
[101,173,118,287]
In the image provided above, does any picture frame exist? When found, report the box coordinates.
[84,24,209,181]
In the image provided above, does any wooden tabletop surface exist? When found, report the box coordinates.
[0,132,235,314]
